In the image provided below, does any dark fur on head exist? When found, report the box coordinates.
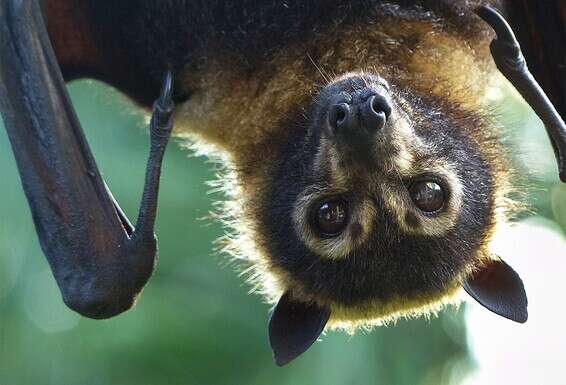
[248,73,505,325]
[167,0,514,327]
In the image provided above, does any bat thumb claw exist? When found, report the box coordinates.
[475,5,519,46]
[157,69,174,111]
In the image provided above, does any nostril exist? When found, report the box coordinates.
[336,107,346,124]
[361,95,391,132]
[370,94,392,119]
[328,103,352,132]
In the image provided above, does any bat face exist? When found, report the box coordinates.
[253,66,531,365]
[258,72,498,323]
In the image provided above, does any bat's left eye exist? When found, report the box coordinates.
[409,180,445,213]
[313,198,349,237]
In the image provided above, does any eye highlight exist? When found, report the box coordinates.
[313,198,348,237]
[408,180,445,213]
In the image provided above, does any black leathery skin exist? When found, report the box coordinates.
[268,292,331,366]
[464,259,528,323]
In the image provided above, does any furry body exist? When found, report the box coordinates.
[46,0,515,328]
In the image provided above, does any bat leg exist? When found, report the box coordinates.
[476,6,566,182]
[0,0,174,319]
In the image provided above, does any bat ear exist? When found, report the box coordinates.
[463,258,528,323]
[268,291,331,366]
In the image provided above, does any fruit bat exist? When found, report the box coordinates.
[0,0,564,366]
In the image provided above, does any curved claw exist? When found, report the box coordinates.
[475,6,519,46]
[476,5,566,183]
[475,5,524,70]
[151,70,175,139]
[158,69,174,110]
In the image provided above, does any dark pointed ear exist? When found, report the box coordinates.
[463,258,528,323]
[268,292,331,366]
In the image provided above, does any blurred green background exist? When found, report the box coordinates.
[0,80,564,385]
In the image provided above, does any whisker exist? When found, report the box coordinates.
[307,53,331,83]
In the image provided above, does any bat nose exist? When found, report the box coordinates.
[327,92,391,136]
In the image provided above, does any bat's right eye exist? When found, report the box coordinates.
[408,180,445,213]
[313,198,349,237]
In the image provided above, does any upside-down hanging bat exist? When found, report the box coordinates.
[0,0,564,366]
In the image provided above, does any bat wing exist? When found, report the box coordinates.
[0,0,174,319]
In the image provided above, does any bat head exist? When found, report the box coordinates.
[251,72,527,365]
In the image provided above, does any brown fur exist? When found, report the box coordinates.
[171,13,517,328]
[44,0,102,79]
[173,18,497,156]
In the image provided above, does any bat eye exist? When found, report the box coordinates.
[314,198,349,237]
[409,180,445,213]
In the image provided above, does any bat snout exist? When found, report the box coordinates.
[317,74,394,160]
[327,91,391,138]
